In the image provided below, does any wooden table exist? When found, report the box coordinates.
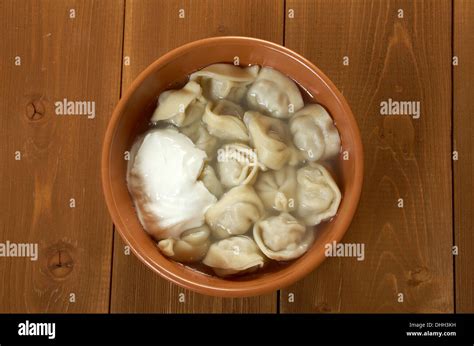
[0,0,472,313]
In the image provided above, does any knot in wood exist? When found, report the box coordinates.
[26,99,45,121]
[47,248,74,279]
[407,266,431,286]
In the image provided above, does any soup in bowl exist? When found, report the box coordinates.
[102,36,363,297]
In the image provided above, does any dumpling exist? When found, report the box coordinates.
[199,164,224,198]
[202,100,249,142]
[192,126,219,160]
[253,213,314,261]
[296,163,342,226]
[202,236,265,277]
[205,185,264,239]
[216,143,261,188]
[155,90,206,128]
[246,67,304,118]
[190,63,260,102]
[254,166,297,212]
[244,111,300,170]
[158,225,211,263]
[290,104,341,161]
[151,81,205,126]
[181,116,219,160]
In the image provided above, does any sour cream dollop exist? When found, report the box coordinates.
[127,128,217,240]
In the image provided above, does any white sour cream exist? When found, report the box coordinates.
[127,128,217,240]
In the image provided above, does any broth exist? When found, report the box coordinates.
[128,64,344,280]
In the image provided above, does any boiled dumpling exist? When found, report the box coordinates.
[290,104,341,161]
[199,164,224,198]
[151,81,205,126]
[181,116,219,160]
[254,166,297,212]
[244,111,300,170]
[192,126,219,160]
[202,236,265,277]
[205,185,264,239]
[158,225,211,263]
[253,213,314,261]
[216,143,261,188]
[202,100,249,142]
[246,67,304,118]
[296,163,341,226]
[155,90,206,127]
[190,64,260,102]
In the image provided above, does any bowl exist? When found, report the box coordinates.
[102,36,363,297]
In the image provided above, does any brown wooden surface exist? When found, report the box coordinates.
[0,0,123,312]
[109,0,282,313]
[281,0,454,313]
[454,0,474,313]
[0,0,472,313]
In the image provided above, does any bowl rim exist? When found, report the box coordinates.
[102,36,364,297]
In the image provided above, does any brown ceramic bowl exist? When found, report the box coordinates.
[102,36,363,297]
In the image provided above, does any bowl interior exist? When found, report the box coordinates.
[103,37,363,297]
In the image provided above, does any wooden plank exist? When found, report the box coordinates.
[454,0,474,313]
[0,0,124,312]
[110,0,283,313]
[281,0,453,312]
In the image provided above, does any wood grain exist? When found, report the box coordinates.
[281,0,453,313]
[0,0,123,312]
[0,0,469,314]
[110,0,283,313]
[454,0,474,313]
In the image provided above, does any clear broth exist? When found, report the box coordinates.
[132,65,344,281]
